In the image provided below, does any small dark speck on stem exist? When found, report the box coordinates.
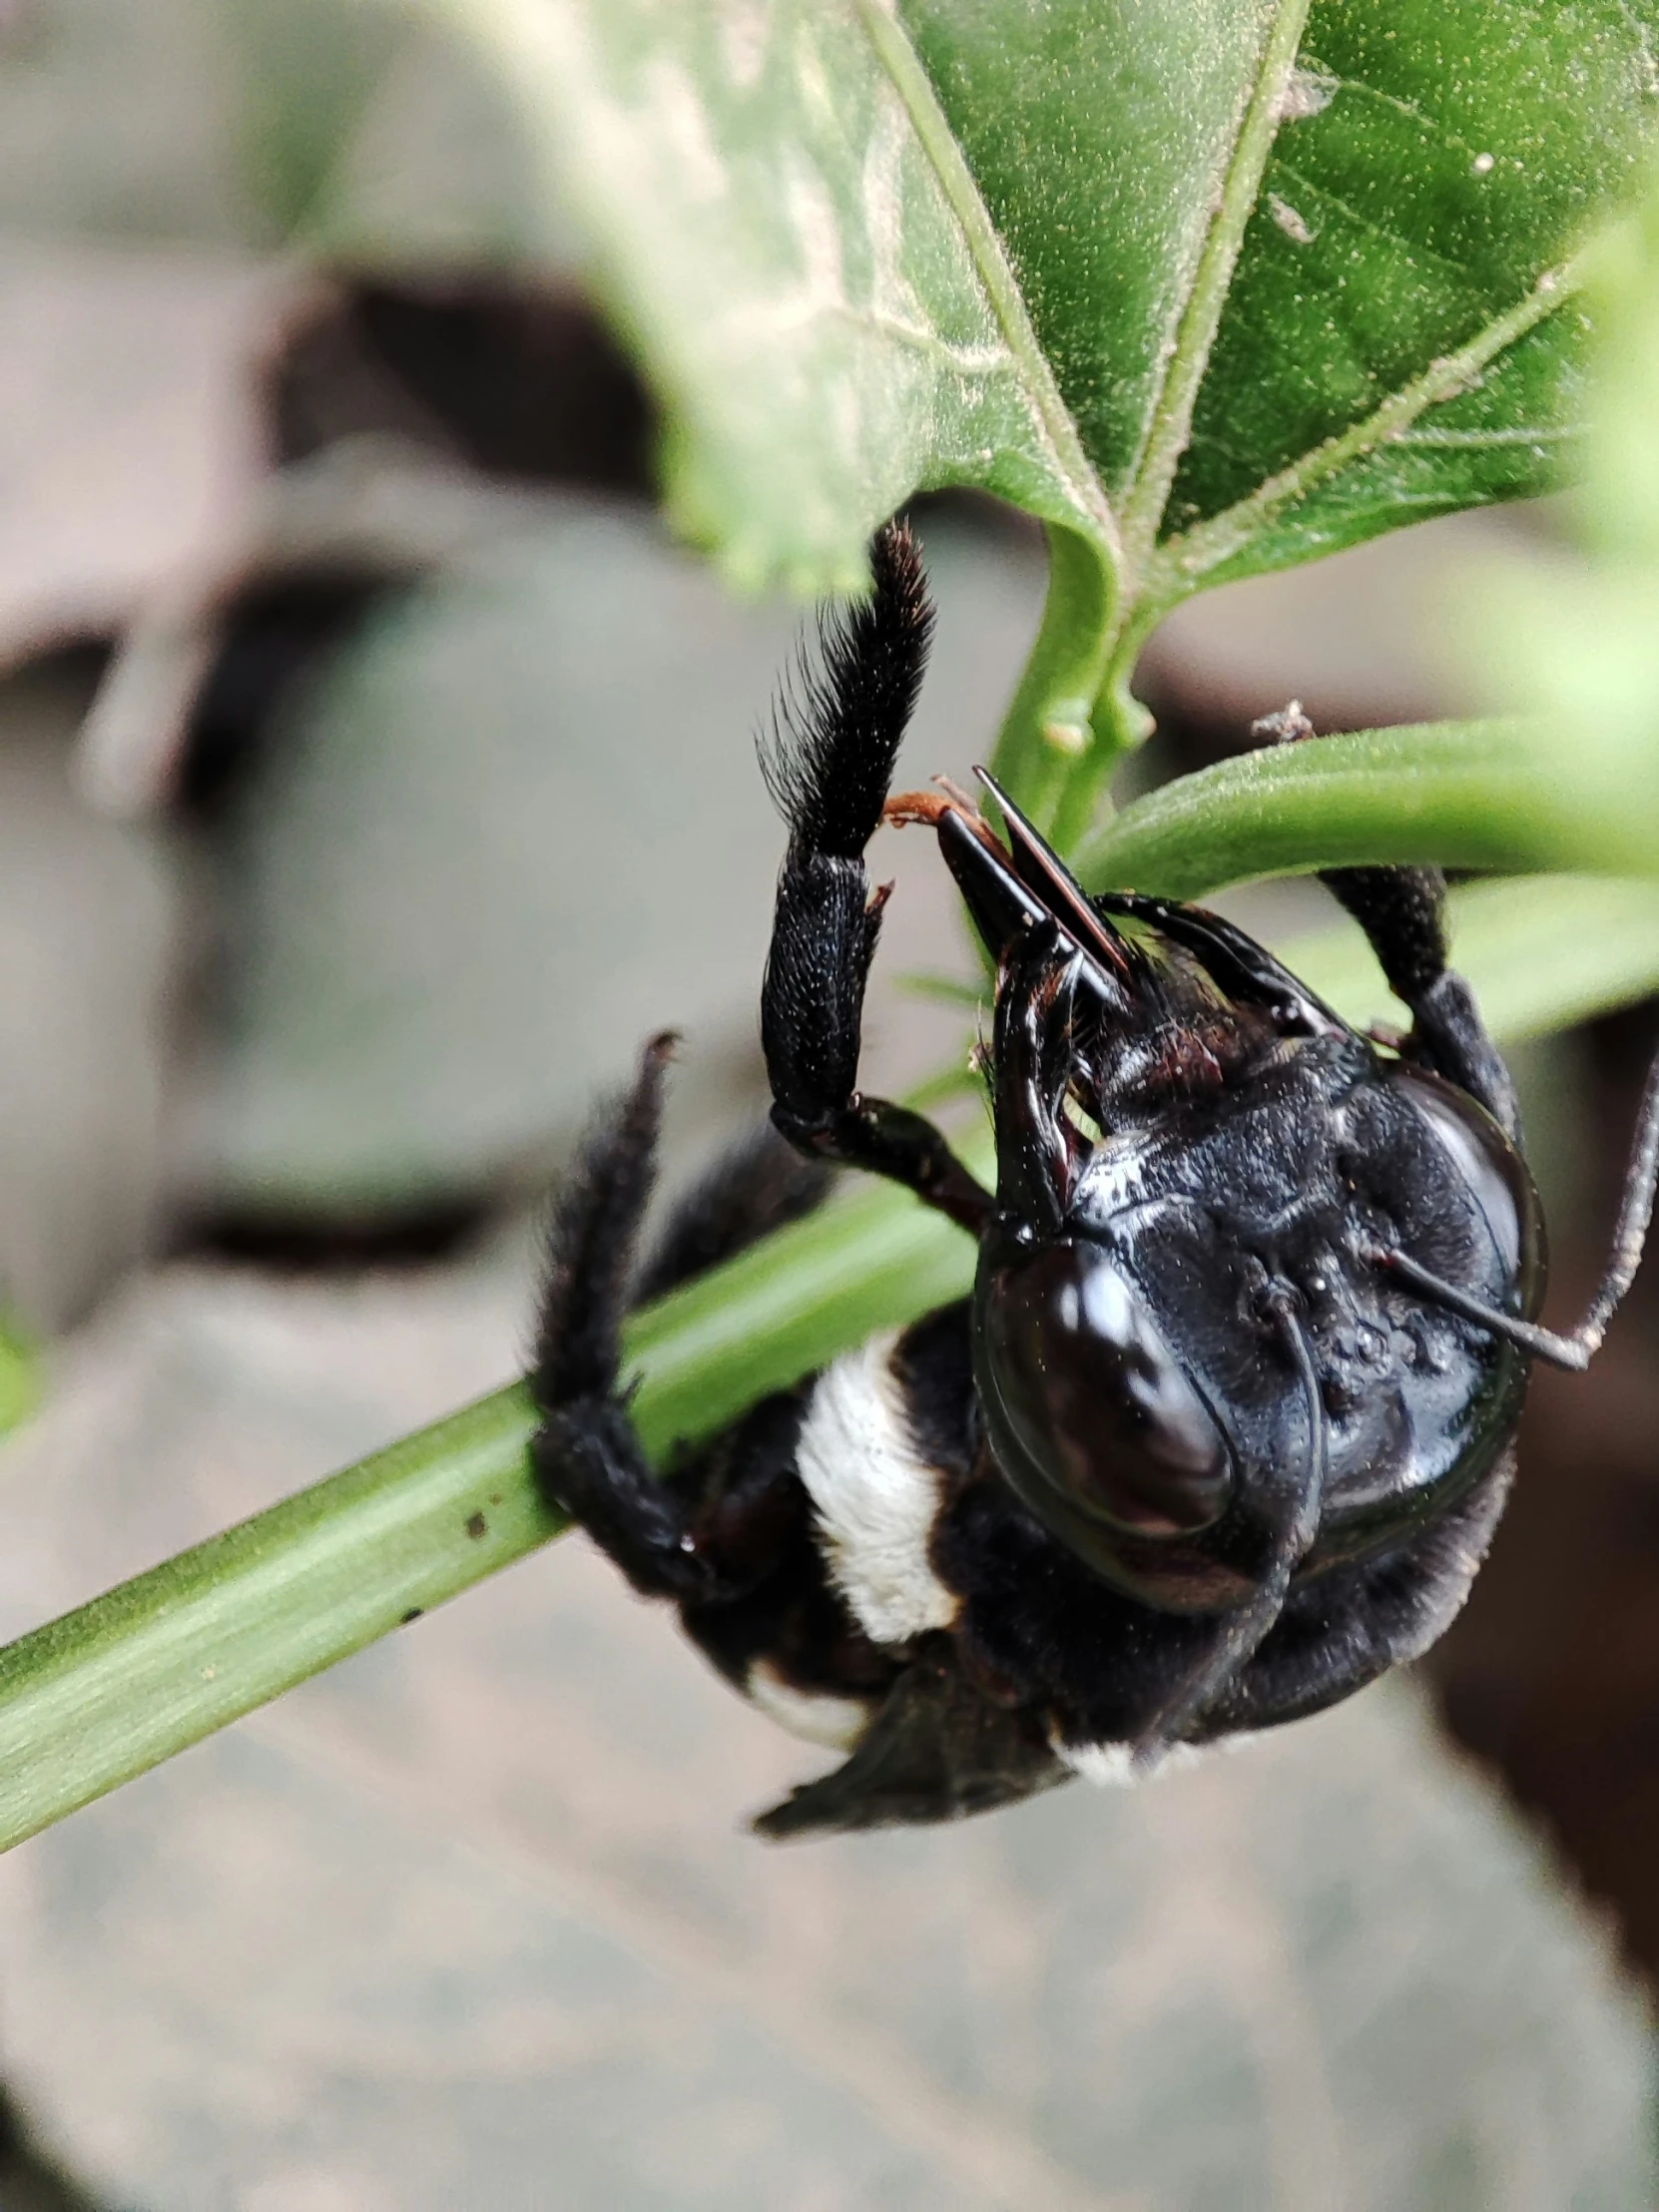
[465,1511,488,1540]
[399,1607,423,1625]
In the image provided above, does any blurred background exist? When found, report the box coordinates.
[0,3,1654,2206]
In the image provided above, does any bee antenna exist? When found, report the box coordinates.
[1130,1290,1327,1767]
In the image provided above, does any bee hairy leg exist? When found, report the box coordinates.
[1254,710,1516,1135]
[760,520,991,1234]
[631,1121,832,1305]
[531,1035,734,1602]
[1320,861,1520,1137]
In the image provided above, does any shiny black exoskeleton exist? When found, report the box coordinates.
[532,521,1659,1837]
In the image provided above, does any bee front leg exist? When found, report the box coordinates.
[761,520,991,1235]
[1320,861,1519,1137]
[1253,711,1518,1135]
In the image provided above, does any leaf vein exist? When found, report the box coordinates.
[718,290,1010,377]
[1271,158,1477,282]
[1393,421,1584,450]
[849,0,1116,552]
[1296,56,1482,158]
[1116,0,1316,575]
[1145,254,1584,598]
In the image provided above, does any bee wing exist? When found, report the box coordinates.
[750,1643,1065,1840]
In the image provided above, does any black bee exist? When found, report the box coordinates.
[532,521,1659,1839]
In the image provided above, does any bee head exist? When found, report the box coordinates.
[912,779,1542,1758]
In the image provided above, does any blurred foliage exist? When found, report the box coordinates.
[1458,171,1659,865]
[418,0,1658,592]
[0,1318,38,1442]
[0,0,554,262]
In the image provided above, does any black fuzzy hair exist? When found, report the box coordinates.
[534,1032,674,1408]
[759,518,935,860]
[631,1124,830,1307]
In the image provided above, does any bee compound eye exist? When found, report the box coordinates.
[978,1242,1234,1537]
[1393,1067,1546,1318]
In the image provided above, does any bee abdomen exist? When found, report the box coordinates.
[794,1314,974,1648]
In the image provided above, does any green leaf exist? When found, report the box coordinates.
[1072,716,1636,897]
[900,0,1659,829]
[409,2,1659,819]
[1456,175,1659,850]
[910,0,1641,582]
[422,0,1115,599]
[29,0,1633,820]
[1153,1,1654,584]
[1078,712,1659,902]
[1145,272,1592,599]
[895,2,1658,600]
[0,1318,38,1442]
[179,0,1655,841]
[897,0,1315,559]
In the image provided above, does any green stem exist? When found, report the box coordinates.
[985,524,1120,832]
[1074,717,1570,897]
[0,1169,981,1855]
[1046,660,1155,856]
[1034,0,1311,850]
[0,1383,550,1856]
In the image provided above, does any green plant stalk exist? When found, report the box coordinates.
[9,845,1659,1853]
[1076,717,1574,896]
[0,1167,983,1855]
[1047,662,1156,856]
[1013,0,1314,845]
[985,524,1122,831]
[0,1384,552,1856]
